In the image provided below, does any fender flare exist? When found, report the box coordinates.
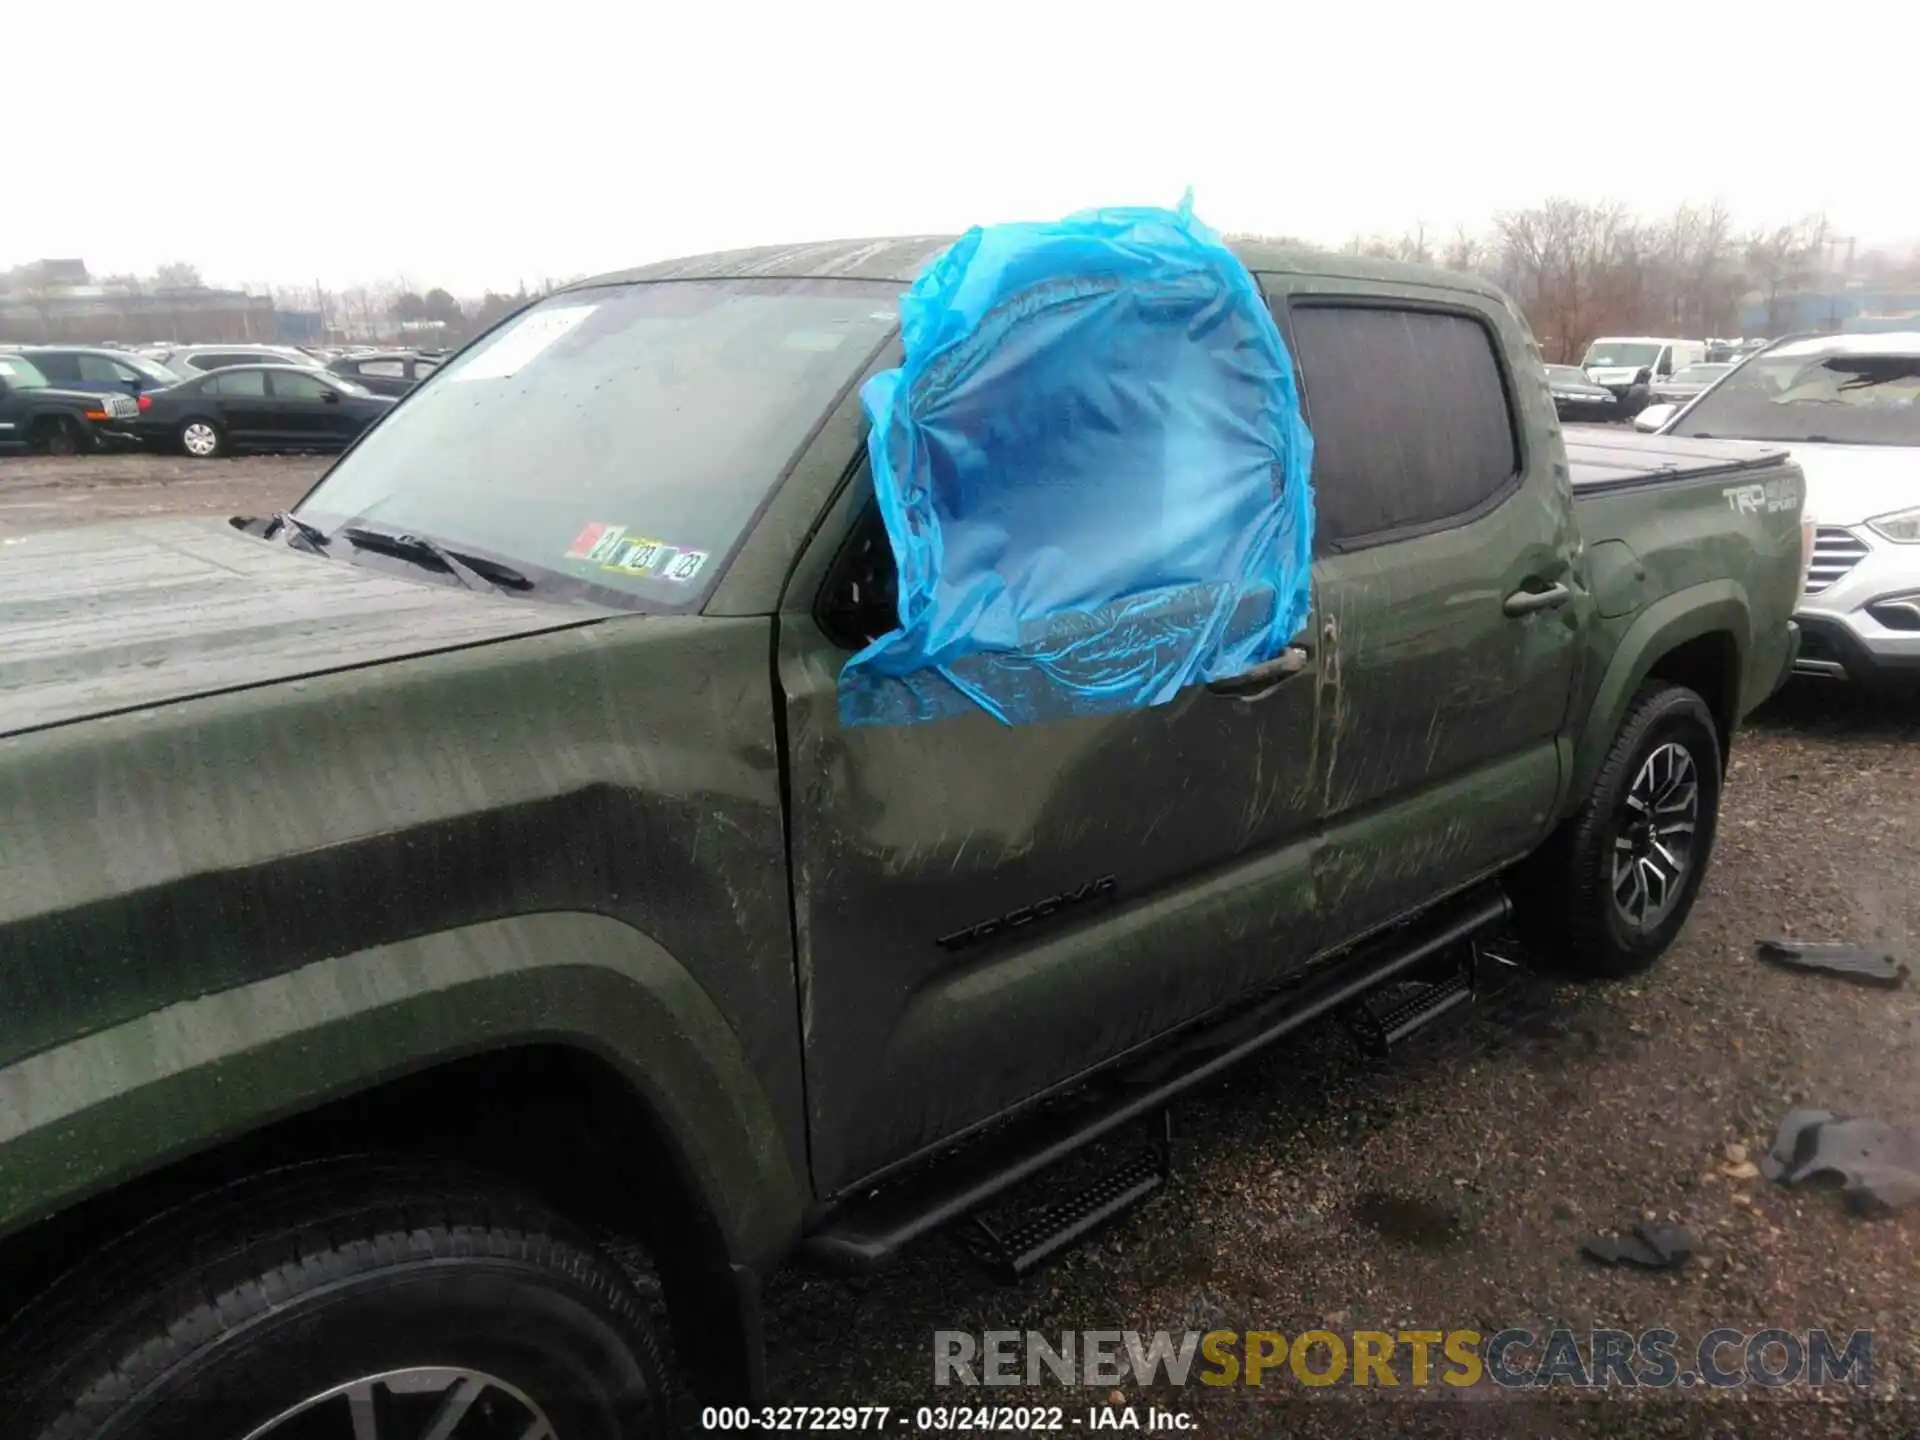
[0,911,804,1276]
[1566,579,1750,811]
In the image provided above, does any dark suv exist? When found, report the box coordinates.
[325,349,443,396]
[15,346,182,398]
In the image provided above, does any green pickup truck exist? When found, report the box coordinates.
[0,239,1807,1439]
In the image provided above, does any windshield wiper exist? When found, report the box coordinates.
[268,511,330,554]
[337,525,531,595]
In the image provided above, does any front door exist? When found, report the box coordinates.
[1272,281,1584,937]
[266,367,349,445]
[76,353,140,398]
[780,462,1326,1197]
[353,359,412,397]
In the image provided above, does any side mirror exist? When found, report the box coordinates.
[1634,403,1678,433]
[320,389,341,404]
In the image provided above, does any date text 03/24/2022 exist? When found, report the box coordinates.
[699,1407,1193,1432]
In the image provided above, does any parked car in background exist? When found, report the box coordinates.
[325,349,444,397]
[1650,361,1734,407]
[133,363,394,458]
[1545,364,1621,423]
[0,353,142,454]
[145,344,327,379]
[13,345,183,399]
[1581,336,1708,415]
[1639,331,1920,686]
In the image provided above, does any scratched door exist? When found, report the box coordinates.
[778,471,1328,1198]
[1274,281,1582,935]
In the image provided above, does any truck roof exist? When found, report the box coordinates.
[1586,335,1701,346]
[1768,331,1920,358]
[567,235,1513,303]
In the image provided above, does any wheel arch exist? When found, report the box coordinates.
[26,411,80,449]
[1567,582,1748,815]
[0,912,802,1403]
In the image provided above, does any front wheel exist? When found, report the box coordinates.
[1515,681,1723,978]
[3,1159,684,1440]
[179,418,225,458]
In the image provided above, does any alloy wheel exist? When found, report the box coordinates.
[1610,740,1698,932]
[182,422,219,457]
[238,1366,555,1440]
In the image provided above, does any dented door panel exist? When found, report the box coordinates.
[779,474,1327,1198]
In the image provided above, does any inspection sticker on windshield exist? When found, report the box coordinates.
[568,523,707,582]
[450,304,597,382]
[603,536,672,575]
[660,549,707,583]
[566,521,627,561]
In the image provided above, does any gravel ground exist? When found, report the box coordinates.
[0,452,325,538]
[758,690,1920,1436]
[8,454,1917,1436]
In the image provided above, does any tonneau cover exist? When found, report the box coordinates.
[1565,428,1788,492]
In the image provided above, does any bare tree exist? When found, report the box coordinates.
[1440,225,1486,275]
[1745,215,1831,333]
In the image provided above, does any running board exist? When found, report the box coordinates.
[800,885,1511,1274]
[1346,952,1477,1057]
[966,1113,1174,1280]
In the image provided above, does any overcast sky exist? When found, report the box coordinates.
[10,1,1914,295]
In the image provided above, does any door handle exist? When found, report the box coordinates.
[1206,644,1311,699]
[1503,582,1571,617]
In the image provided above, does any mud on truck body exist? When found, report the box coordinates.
[0,236,1806,1438]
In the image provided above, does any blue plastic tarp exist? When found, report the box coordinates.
[839,196,1315,727]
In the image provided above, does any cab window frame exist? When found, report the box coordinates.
[1273,291,1527,556]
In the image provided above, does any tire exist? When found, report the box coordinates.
[178,417,225,458]
[36,417,82,457]
[1,1158,685,1440]
[1515,681,1723,978]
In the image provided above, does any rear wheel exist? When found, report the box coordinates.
[1516,681,1722,978]
[2,1158,685,1440]
[179,418,225,458]
[35,417,82,456]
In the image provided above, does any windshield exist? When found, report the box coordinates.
[0,355,50,389]
[1583,342,1661,368]
[1668,349,1920,446]
[294,277,901,610]
[1546,366,1592,384]
[1668,364,1729,385]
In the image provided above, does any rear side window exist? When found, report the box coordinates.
[209,369,267,397]
[1287,304,1519,545]
[360,360,406,377]
[29,352,80,383]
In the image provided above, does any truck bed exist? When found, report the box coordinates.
[1565,428,1788,494]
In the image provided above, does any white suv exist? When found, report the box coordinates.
[1640,332,1920,685]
